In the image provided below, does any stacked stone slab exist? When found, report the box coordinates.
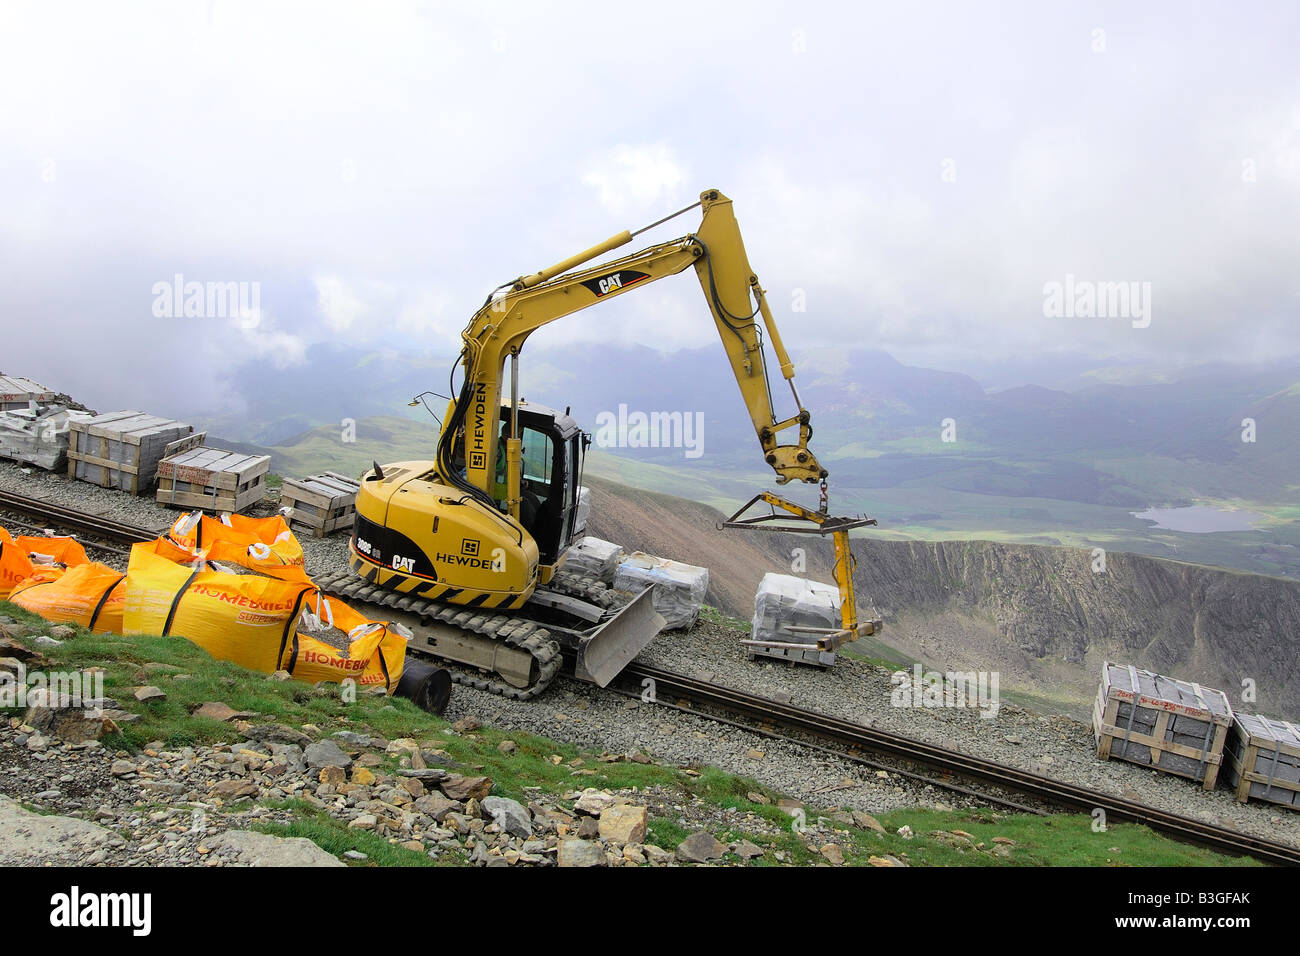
[280,472,361,537]
[67,411,194,494]
[1092,661,1233,790]
[613,551,708,631]
[0,406,92,470]
[748,572,840,667]
[1225,713,1300,808]
[563,536,625,584]
[0,375,56,412]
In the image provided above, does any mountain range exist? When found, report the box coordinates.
[184,342,1300,580]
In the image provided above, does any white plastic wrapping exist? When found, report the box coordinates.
[563,536,626,584]
[613,551,709,631]
[0,405,90,471]
[750,572,840,666]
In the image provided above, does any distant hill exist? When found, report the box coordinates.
[585,476,1300,722]
[183,342,1300,580]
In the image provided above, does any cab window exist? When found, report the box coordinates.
[521,427,553,485]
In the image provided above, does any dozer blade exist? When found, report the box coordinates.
[573,585,665,688]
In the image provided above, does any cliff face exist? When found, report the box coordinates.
[856,539,1300,717]
[588,477,1300,720]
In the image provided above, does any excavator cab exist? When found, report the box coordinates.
[492,400,585,572]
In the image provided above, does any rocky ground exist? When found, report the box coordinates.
[0,700,880,867]
[1,458,1295,857]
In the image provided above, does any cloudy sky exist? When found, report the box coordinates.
[2,1,1297,414]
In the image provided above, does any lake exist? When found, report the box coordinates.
[1131,506,1267,533]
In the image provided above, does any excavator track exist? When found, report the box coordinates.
[313,569,563,700]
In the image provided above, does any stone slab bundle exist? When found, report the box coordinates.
[563,536,625,584]
[1092,661,1233,790]
[748,572,839,667]
[0,406,91,471]
[0,375,56,412]
[279,472,361,537]
[67,411,194,494]
[613,551,708,631]
[156,439,270,514]
[1224,712,1300,808]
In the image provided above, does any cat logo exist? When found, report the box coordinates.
[392,555,416,572]
[581,270,650,298]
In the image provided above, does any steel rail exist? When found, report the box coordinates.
[0,488,161,544]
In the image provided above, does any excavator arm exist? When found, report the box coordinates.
[434,187,878,653]
[440,189,826,524]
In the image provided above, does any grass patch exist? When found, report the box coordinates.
[254,798,454,866]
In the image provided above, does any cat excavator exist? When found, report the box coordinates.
[315,189,881,700]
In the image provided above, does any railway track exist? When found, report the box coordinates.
[2,487,1296,865]
[612,663,1300,866]
[0,488,161,547]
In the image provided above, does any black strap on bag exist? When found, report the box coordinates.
[161,570,201,636]
[87,574,126,632]
[276,587,313,674]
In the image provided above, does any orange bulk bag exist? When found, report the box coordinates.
[14,535,90,568]
[9,562,127,634]
[167,511,304,571]
[0,527,35,600]
[122,541,315,674]
[282,592,409,692]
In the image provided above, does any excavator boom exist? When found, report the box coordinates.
[440,189,827,529]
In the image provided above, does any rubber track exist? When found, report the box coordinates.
[313,569,562,700]
[546,567,622,610]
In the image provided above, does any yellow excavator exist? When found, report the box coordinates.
[315,189,881,700]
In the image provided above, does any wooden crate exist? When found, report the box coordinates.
[0,375,56,411]
[67,411,194,494]
[1224,713,1300,808]
[280,472,360,537]
[1092,661,1233,790]
[155,441,270,514]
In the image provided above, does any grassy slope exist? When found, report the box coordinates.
[0,602,1256,867]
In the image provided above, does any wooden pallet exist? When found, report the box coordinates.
[0,374,56,411]
[1092,660,1233,790]
[280,472,360,537]
[1225,713,1300,808]
[155,442,270,514]
[67,411,194,495]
